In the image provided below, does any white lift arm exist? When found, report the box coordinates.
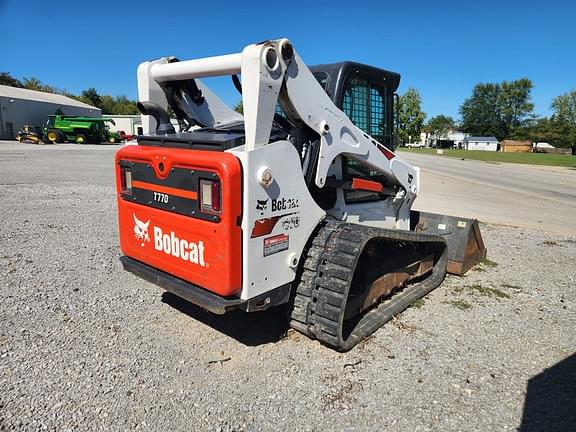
[137,38,419,205]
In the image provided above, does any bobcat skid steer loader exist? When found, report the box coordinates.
[115,39,486,351]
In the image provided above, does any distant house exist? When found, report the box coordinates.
[501,140,532,153]
[444,130,468,149]
[464,136,499,151]
[423,130,469,148]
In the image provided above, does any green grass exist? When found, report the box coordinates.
[471,257,497,272]
[467,284,510,299]
[398,148,576,167]
[501,283,522,290]
[443,299,472,310]
[479,257,498,268]
[410,298,426,309]
[450,283,511,301]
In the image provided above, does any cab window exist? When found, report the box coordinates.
[341,76,389,203]
[342,77,387,142]
[312,72,329,91]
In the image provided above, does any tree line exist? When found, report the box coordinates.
[2,71,574,148]
[0,72,139,115]
[397,80,576,148]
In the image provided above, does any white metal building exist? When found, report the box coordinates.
[464,136,499,151]
[0,85,101,139]
[102,115,143,136]
[102,115,182,136]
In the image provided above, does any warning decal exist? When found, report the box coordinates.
[263,234,289,257]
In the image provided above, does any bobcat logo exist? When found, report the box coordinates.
[133,214,150,246]
[256,199,268,211]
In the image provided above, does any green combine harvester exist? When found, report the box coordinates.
[44,115,121,144]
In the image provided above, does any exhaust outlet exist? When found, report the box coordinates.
[137,101,175,135]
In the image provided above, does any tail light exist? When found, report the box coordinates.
[200,179,221,214]
[120,167,132,194]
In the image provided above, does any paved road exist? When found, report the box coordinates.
[1,141,574,235]
[0,141,116,186]
[398,151,576,235]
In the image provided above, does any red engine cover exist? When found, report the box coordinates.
[115,145,243,297]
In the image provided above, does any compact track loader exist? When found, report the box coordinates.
[115,39,486,351]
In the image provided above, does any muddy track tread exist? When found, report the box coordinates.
[289,220,448,351]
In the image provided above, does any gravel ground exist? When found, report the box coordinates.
[1,142,575,431]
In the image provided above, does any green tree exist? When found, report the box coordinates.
[22,77,42,90]
[549,90,576,148]
[80,88,102,108]
[99,95,116,114]
[425,115,456,138]
[500,79,534,130]
[0,72,23,87]
[1,72,139,115]
[398,87,426,144]
[460,82,503,138]
[21,77,57,93]
[233,101,243,114]
[527,117,563,146]
[112,95,139,115]
[80,94,138,114]
[460,79,534,140]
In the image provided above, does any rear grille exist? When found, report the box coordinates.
[119,160,221,223]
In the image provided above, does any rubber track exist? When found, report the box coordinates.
[289,220,448,351]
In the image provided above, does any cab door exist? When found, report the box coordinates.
[339,75,396,204]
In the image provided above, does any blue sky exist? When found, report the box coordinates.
[1,0,574,120]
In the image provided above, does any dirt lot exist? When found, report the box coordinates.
[1,142,575,431]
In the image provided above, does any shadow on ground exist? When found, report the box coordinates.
[519,352,576,431]
[161,292,289,346]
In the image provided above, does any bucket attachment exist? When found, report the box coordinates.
[411,211,487,275]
